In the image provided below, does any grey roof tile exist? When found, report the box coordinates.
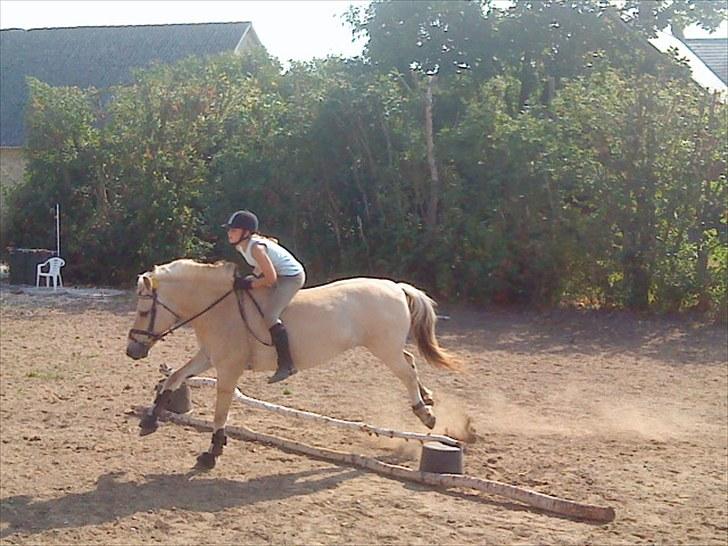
[1,22,253,146]
[683,38,728,86]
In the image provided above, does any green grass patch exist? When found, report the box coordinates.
[26,370,65,381]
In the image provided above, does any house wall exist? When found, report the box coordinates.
[234,28,264,54]
[0,147,27,241]
[0,147,26,187]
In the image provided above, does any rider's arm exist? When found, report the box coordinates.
[250,243,277,288]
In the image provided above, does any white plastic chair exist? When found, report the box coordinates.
[36,257,65,289]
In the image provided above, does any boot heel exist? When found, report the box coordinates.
[268,323,296,383]
[268,367,297,384]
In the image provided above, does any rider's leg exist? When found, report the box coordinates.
[268,321,295,383]
[264,273,305,383]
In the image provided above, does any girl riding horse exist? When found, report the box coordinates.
[223,210,305,383]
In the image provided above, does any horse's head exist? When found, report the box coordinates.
[126,260,237,359]
[126,271,182,360]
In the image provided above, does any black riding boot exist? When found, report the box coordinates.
[268,322,297,383]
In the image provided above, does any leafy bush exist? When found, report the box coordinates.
[4,2,726,316]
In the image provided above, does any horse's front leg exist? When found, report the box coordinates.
[139,349,211,435]
[195,365,239,469]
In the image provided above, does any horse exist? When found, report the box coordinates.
[126,259,458,469]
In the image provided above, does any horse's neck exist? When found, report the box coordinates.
[162,274,231,319]
[174,279,239,343]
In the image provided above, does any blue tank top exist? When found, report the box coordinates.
[236,236,304,277]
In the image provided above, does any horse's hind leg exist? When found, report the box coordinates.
[419,384,434,406]
[139,349,211,436]
[372,345,436,429]
[403,350,434,407]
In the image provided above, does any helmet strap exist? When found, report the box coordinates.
[230,230,251,246]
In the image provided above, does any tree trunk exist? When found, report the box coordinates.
[624,90,655,311]
[695,94,719,311]
[518,51,535,110]
[325,186,344,262]
[95,168,110,220]
[423,75,440,232]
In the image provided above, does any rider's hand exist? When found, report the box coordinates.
[233,275,255,290]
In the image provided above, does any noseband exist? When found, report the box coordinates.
[128,287,233,345]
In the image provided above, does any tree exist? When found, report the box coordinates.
[347,0,497,81]
[616,0,727,39]
[6,7,725,315]
[5,79,101,273]
[549,67,727,311]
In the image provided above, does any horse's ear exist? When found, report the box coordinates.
[141,275,157,291]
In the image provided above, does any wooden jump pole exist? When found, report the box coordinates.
[180,375,463,448]
[130,406,616,523]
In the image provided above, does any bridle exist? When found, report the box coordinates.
[128,282,234,345]
[128,273,273,349]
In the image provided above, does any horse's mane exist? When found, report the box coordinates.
[153,259,235,285]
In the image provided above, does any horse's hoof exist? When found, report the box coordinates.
[412,402,436,430]
[139,425,158,436]
[138,414,158,436]
[195,452,216,469]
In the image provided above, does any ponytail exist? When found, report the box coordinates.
[254,232,279,244]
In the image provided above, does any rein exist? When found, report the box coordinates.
[129,287,234,343]
[129,275,274,348]
[236,289,274,347]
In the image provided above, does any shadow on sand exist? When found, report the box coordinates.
[438,307,726,367]
[0,467,360,538]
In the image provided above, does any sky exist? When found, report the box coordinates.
[1,0,725,65]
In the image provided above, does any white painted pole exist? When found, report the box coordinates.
[55,203,60,256]
[186,375,462,448]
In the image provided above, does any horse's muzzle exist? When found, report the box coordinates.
[126,338,150,360]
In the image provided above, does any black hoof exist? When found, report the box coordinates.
[268,368,297,384]
[139,414,158,436]
[195,452,217,469]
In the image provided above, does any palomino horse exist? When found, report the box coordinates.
[126,259,457,469]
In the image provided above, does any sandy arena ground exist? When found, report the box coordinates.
[0,284,726,545]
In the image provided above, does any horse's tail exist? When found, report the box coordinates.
[398,283,459,371]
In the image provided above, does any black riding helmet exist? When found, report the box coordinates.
[222,210,259,232]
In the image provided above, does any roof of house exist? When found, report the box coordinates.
[1,22,260,147]
[649,32,727,95]
[683,38,728,85]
